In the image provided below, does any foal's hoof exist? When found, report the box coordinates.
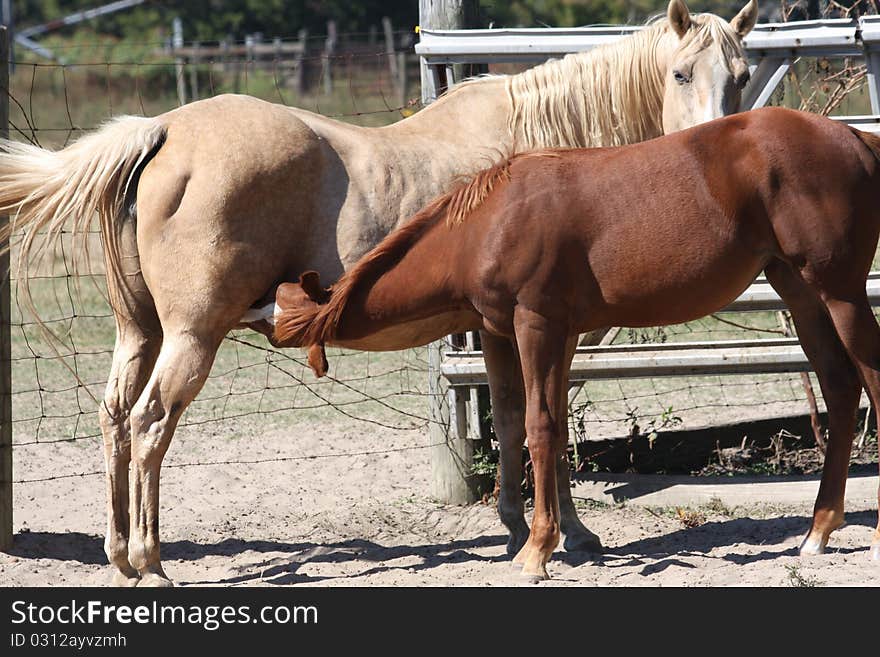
[799,535,827,556]
[563,529,603,554]
[110,571,140,588]
[137,572,174,588]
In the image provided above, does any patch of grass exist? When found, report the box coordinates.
[785,564,822,588]
[701,496,736,518]
[675,507,707,529]
[645,498,737,527]
[470,449,498,477]
[573,498,614,512]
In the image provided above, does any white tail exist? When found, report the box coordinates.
[0,116,166,321]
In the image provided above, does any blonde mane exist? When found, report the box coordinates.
[498,14,744,149]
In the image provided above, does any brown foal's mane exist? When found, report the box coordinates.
[273,155,536,347]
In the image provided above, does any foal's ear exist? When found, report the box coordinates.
[667,0,691,38]
[299,270,330,303]
[730,0,758,38]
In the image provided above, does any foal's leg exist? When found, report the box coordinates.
[765,261,862,555]
[481,331,529,555]
[127,330,221,586]
[816,294,880,560]
[482,331,601,555]
[556,335,602,553]
[100,319,161,587]
[511,309,569,580]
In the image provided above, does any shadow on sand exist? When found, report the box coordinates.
[8,509,875,584]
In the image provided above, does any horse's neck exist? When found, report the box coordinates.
[332,219,476,349]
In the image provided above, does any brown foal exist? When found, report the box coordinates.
[268,107,880,580]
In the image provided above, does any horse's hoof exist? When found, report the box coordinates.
[799,535,827,556]
[137,572,174,588]
[110,571,140,588]
[563,530,603,553]
[869,543,880,562]
[519,567,550,583]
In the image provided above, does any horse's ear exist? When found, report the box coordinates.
[299,271,330,303]
[307,342,328,378]
[730,0,758,38]
[667,0,691,38]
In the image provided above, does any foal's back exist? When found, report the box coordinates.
[462,107,880,333]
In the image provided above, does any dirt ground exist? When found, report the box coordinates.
[2,418,879,587]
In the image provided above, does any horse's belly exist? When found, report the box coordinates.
[584,254,766,329]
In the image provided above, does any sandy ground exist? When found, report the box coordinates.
[2,418,879,587]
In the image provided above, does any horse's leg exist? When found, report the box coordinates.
[483,330,602,556]
[481,331,529,555]
[98,213,164,587]
[556,334,602,552]
[127,329,221,586]
[100,319,161,587]
[765,261,862,555]
[812,293,880,560]
[510,308,568,580]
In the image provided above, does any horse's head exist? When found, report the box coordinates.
[660,0,757,134]
[274,271,330,377]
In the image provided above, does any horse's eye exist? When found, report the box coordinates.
[673,70,690,84]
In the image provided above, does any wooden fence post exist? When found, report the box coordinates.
[428,338,485,504]
[294,28,308,95]
[421,0,485,505]
[419,0,481,103]
[0,25,13,552]
[189,41,200,101]
[322,20,337,96]
[221,38,230,74]
[172,17,186,105]
[382,17,406,107]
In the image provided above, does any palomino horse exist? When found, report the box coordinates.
[0,0,757,586]
[273,108,880,580]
